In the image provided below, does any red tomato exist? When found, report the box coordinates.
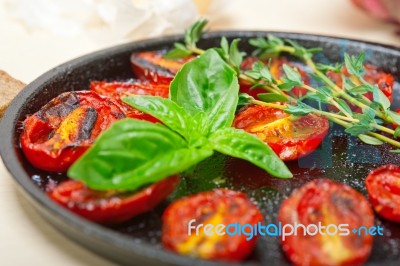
[90,80,169,122]
[162,189,264,262]
[233,105,329,161]
[366,164,400,223]
[279,179,374,266]
[20,91,125,172]
[327,64,394,111]
[130,51,194,84]
[49,175,179,224]
[240,57,310,99]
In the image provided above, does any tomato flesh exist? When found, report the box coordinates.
[278,179,374,266]
[20,91,125,172]
[49,176,179,224]
[233,105,329,161]
[162,189,264,262]
[366,164,400,223]
[130,51,194,84]
[90,80,169,122]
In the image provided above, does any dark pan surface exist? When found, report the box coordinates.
[1,31,400,266]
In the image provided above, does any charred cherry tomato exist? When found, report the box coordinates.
[240,57,310,99]
[90,80,169,122]
[279,179,374,266]
[162,189,264,262]
[50,175,179,224]
[130,51,194,84]
[366,164,400,223]
[20,91,125,172]
[233,105,329,161]
[327,64,394,111]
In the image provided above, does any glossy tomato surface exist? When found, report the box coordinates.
[90,80,169,122]
[278,179,374,266]
[233,105,329,161]
[20,91,125,172]
[130,51,193,84]
[366,164,400,223]
[49,176,179,224]
[162,189,264,262]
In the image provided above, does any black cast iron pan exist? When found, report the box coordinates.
[1,31,400,266]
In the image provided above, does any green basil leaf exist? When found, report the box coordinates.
[347,84,373,94]
[257,93,288,103]
[238,93,254,108]
[220,36,229,58]
[358,134,384,145]
[184,19,208,47]
[68,119,213,190]
[123,96,192,139]
[229,38,244,72]
[373,85,391,110]
[170,49,239,135]
[345,124,372,136]
[209,128,292,178]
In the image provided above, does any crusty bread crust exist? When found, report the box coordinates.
[0,70,25,118]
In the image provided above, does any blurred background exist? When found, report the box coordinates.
[0,0,399,83]
[0,1,399,266]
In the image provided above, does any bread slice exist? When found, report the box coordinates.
[0,70,25,118]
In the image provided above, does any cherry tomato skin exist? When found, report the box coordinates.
[49,176,179,224]
[20,91,125,172]
[233,105,329,161]
[162,189,264,262]
[279,179,374,266]
[239,57,309,99]
[90,80,169,122]
[130,51,194,84]
[366,164,400,223]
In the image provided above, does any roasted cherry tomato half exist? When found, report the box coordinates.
[240,57,310,99]
[20,91,125,172]
[162,189,264,262]
[233,105,329,161]
[50,175,179,224]
[90,80,169,122]
[366,164,400,223]
[279,179,374,266]
[327,64,394,111]
[130,51,194,84]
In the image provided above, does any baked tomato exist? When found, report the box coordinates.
[130,51,194,84]
[90,80,169,122]
[233,105,329,161]
[20,91,125,172]
[49,175,179,224]
[366,164,400,223]
[162,189,264,262]
[327,64,394,110]
[240,57,310,99]
[279,179,374,266]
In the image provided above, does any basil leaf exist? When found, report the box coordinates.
[164,43,192,59]
[358,134,384,145]
[394,127,400,138]
[123,96,192,139]
[282,64,303,84]
[170,49,239,135]
[257,93,288,103]
[209,128,292,178]
[68,119,212,190]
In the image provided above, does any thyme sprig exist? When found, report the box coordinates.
[165,20,400,148]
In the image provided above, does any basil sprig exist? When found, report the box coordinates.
[68,49,292,191]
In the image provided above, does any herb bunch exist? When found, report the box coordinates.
[167,19,400,150]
